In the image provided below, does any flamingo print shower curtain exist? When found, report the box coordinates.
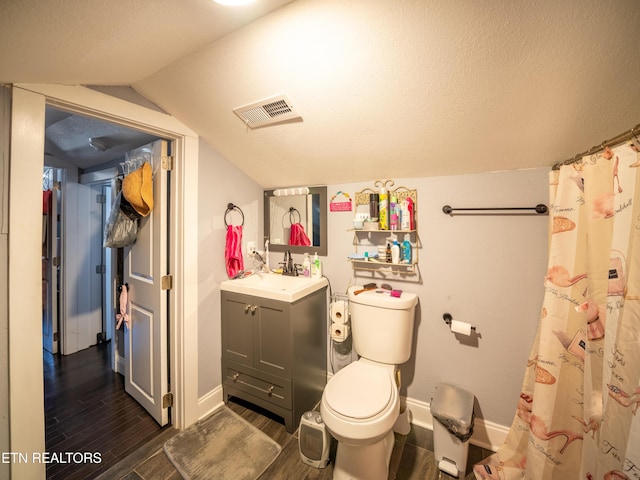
[474,141,640,479]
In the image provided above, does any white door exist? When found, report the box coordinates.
[43,174,61,354]
[123,139,170,426]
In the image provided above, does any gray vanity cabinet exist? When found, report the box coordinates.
[221,287,327,433]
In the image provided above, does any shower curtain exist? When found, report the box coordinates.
[474,141,640,479]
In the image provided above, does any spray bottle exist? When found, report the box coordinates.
[379,184,389,230]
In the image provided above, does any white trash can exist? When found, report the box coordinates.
[431,383,475,478]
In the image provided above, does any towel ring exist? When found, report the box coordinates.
[224,203,244,227]
[288,207,301,225]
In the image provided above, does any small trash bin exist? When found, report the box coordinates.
[431,383,475,478]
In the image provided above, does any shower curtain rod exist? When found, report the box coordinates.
[552,122,640,170]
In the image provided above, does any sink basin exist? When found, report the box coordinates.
[220,272,328,302]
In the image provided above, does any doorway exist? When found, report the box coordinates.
[41,107,169,475]
[9,84,200,479]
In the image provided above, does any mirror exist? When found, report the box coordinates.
[264,186,327,256]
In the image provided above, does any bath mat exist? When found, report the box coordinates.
[163,406,282,480]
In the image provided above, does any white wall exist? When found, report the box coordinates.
[319,168,549,428]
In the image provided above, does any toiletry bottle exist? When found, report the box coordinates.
[401,200,410,230]
[390,196,398,230]
[379,185,388,230]
[369,193,379,222]
[385,243,392,263]
[302,253,311,277]
[402,235,412,264]
[406,197,415,230]
[312,252,322,278]
[391,241,401,264]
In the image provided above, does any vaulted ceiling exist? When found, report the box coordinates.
[2,0,639,187]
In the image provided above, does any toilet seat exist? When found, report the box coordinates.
[324,361,394,420]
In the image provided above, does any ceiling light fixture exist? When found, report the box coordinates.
[213,0,255,6]
[89,137,110,152]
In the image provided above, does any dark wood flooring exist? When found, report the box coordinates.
[43,342,167,480]
[98,396,494,480]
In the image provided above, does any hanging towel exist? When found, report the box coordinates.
[289,223,311,246]
[115,284,130,330]
[225,225,244,278]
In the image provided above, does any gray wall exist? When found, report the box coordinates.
[321,169,549,427]
[197,139,264,398]
[196,163,548,429]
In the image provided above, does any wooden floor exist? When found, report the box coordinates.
[98,396,494,480]
[43,342,167,480]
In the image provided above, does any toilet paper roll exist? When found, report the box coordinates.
[330,322,350,343]
[330,300,347,324]
[450,319,472,336]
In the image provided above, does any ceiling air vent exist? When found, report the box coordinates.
[233,95,302,128]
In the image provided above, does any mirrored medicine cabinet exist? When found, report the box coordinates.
[264,186,327,256]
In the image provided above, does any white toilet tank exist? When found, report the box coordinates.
[347,286,418,364]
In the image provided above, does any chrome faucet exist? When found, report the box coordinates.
[281,250,298,276]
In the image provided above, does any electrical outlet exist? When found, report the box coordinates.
[247,241,256,255]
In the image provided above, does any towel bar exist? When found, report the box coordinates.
[442,204,548,216]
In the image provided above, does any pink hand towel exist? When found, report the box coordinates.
[115,285,130,329]
[225,225,244,278]
[289,223,311,246]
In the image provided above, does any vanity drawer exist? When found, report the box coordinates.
[222,359,291,409]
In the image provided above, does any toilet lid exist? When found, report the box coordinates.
[325,362,393,419]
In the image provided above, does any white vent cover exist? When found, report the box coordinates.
[233,95,301,128]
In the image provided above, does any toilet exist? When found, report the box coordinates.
[320,286,418,480]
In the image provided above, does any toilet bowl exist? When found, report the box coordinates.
[320,286,418,480]
[321,360,399,480]
[321,359,399,443]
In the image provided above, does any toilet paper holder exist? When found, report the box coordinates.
[443,313,476,332]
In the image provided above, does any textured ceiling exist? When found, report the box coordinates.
[2,0,640,187]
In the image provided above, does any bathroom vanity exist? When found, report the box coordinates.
[220,273,328,433]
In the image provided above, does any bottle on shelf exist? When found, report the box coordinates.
[391,241,400,264]
[379,184,389,230]
[402,235,412,264]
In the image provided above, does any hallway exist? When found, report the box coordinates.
[43,342,167,479]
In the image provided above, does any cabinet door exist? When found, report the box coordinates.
[221,294,254,367]
[254,300,291,378]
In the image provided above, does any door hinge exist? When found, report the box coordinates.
[53,332,59,342]
[95,264,106,274]
[52,257,61,267]
[96,194,106,204]
[53,181,61,191]
[162,155,174,171]
[161,275,173,290]
[162,392,174,408]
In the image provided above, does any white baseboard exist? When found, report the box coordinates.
[197,385,225,420]
[199,383,508,451]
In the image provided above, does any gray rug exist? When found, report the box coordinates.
[163,406,282,480]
